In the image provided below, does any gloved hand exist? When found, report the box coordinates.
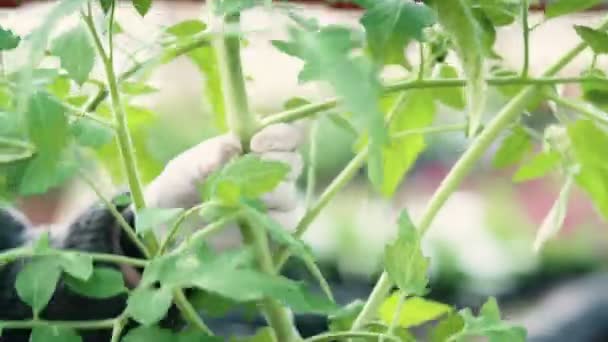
[144,123,305,247]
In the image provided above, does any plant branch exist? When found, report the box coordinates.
[173,289,214,335]
[83,4,158,253]
[109,314,127,342]
[546,92,608,125]
[79,171,150,259]
[305,120,319,210]
[350,14,608,332]
[304,332,400,342]
[522,0,530,77]
[0,247,148,268]
[261,76,608,127]
[0,319,116,330]
[157,202,220,255]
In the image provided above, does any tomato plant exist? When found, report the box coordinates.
[1,0,608,341]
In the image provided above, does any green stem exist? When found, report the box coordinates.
[241,220,300,342]
[83,5,158,253]
[210,9,258,146]
[521,0,530,77]
[385,294,407,339]
[304,332,400,342]
[0,247,148,268]
[109,314,127,342]
[157,202,220,255]
[392,123,467,139]
[79,172,150,258]
[273,147,368,270]
[173,289,214,335]
[305,120,319,210]
[261,77,608,127]
[0,319,116,330]
[350,14,608,333]
[546,91,608,125]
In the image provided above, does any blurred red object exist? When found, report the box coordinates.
[0,0,20,8]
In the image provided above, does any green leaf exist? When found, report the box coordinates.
[136,207,184,234]
[546,0,602,18]
[430,314,465,342]
[533,175,574,252]
[273,25,386,190]
[15,258,62,314]
[58,252,93,281]
[50,24,95,85]
[179,331,223,342]
[453,297,527,342]
[166,20,207,37]
[127,286,174,326]
[30,326,82,342]
[33,232,52,253]
[65,267,126,299]
[123,326,174,342]
[328,300,365,332]
[512,151,561,183]
[355,0,436,65]
[70,119,114,148]
[214,0,268,15]
[99,0,113,13]
[568,120,608,219]
[132,0,152,16]
[0,25,20,51]
[476,0,519,26]
[379,294,452,328]
[47,76,72,99]
[381,90,436,197]
[384,209,429,296]
[574,26,608,54]
[433,64,465,110]
[206,155,290,204]
[493,126,533,168]
[580,69,608,107]
[432,0,487,137]
[121,82,159,95]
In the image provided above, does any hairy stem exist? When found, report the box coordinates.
[174,289,214,335]
[0,247,148,268]
[208,2,296,339]
[305,120,319,210]
[350,14,608,332]
[109,314,127,342]
[82,5,158,253]
[546,91,608,125]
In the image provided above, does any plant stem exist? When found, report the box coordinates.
[157,202,220,255]
[305,120,319,210]
[546,91,608,125]
[208,3,296,339]
[261,77,608,127]
[79,172,150,259]
[392,123,467,139]
[0,319,116,330]
[304,332,400,342]
[384,294,407,340]
[241,220,300,342]
[273,147,368,270]
[0,247,148,268]
[209,9,258,146]
[109,314,127,342]
[174,289,214,335]
[521,0,530,77]
[83,5,158,253]
[350,13,608,333]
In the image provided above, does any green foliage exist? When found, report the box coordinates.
[493,126,532,168]
[432,0,487,137]
[132,0,152,17]
[545,0,602,18]
[0,26,20,51]
[122,325,220,342]
[433,64,465,110]
[50,24,96,85]
[127,286,174,326]
[379,293,452,328]
[58,253,94,281]
[136,207,184,234]
[384,211,429,296]
[512,151,561,183]
[574,26,608,54]
[356,0,436,65]
[64,267,126,299]
[448,297,526,342]
[214,0,269,16]
[30,326,82,342]
[15,258,62,315]
[381,90,436,197]
[203,155,290,205]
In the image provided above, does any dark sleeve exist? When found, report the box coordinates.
[0,196,144,342]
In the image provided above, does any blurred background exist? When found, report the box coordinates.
[2,0,608,340]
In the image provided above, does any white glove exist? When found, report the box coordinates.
[144,123,305,248]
